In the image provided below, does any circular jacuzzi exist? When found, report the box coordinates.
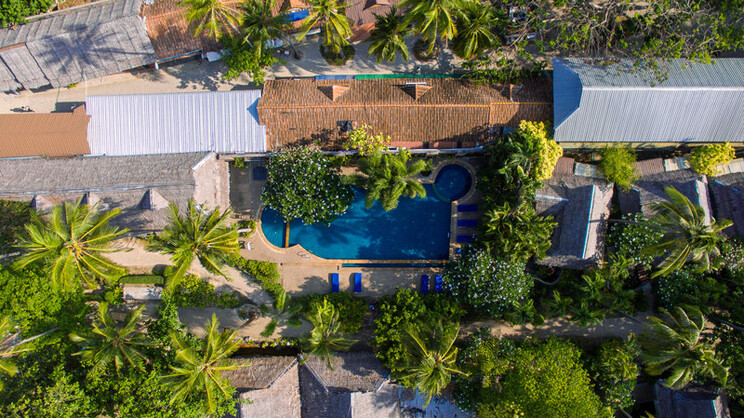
[433,164,473,201]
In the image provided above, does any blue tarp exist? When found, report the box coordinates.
[284,9,309,22]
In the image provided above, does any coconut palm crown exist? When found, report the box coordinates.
[451,0,500,60]
[298,0,353,54]
[367,7,410,63]
[400,0,465,53]
[240,0,290,58]
[302,299,356,369]
[638,305,728,389]
[646,186,732,278]
[180,0,241,40]
[146,200,240,290]
[69,303,152,376]
[354,149,428,211]
[163,314,244,414]
[15,199,128,290]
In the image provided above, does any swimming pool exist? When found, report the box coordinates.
[433,164,472,201]
[260,164,473,260]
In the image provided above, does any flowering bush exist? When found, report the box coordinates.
[444,247,533,317]
[608,213,664,268]
[689,143,735,176]
[343,125,391,156]
[653,269,700,308]
[262,147,354,225]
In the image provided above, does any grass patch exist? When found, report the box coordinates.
[119,275,165,286]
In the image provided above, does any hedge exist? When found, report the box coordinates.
[119,275,165,286]
[228,256,284,300]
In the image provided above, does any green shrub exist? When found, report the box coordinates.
[590,337,640,411]
[689,143,735,176]
[0,199,33,253]
[228,256,284,301]
[373,288,464,383]
[232,157,246,168]
[170,274,215,307]
[444,247,533,317]
[295,292,367,333]
[104,286,124,305]
[215,292,243,309]
[600,146,638,190]
[236,219,256,238]
[607,213,664,268]
[320,44,355,66]
[118,275,165,286]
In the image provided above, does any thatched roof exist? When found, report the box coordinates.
[655,383,729,418]
[223,356,297,391]
[536,173,613,269]
[302,351,388,393]
[708,173,744,238]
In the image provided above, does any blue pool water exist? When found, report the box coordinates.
[434,164,472,201]
[261,165,473,260]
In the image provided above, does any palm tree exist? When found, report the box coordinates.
[15,199,127,290]
[146,200,240,290]
[180,0,241,41]
[354,149,428,211]
[451,0,499,60]
[163,314,244,414]
[638,305,728,389]
[400,0,465,54]
[0,316,24,389]
[240,0,289,58]
[259,290,302,338]
[402,321,466,406]
[645,186,732,278]
[301,300,356,368]
[367,7,410,63]
[298,0,353,55]
[69,303,152,376]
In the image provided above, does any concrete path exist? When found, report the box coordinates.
[0,37,461,114]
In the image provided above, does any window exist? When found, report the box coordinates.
[337,120,354,134]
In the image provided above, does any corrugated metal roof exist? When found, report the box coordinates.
[0,0,156,89]
[0,109,91,158]
[86,90,267,156]
[553,58,744,143]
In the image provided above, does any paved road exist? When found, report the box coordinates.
[0,38,461,114]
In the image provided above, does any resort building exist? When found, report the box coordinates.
[0,153,229,232]
[536,157,614,269]
[708,170,744,238]
[257,77,552,150]
[224,352,472,418]
[84,90,266,156]
[0,0,156,92]
[0,106,90,158]
[617,158,713,224]
[553,58,744,147]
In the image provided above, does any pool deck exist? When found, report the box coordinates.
[230,157,484,299]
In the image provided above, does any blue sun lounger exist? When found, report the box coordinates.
[331,273,339,293]
[421,275,429,294]
[457,235,473,243]
[457,204,478,212]
[457,219,478,227]
[354,273,362,293]
[435,275,443,293]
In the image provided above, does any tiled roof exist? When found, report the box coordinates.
[141,0,239,60]
[257,78,552,149]
[0,107,90,158]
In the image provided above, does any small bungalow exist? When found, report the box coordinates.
[224,352,471,418]
[708,172,744,238]
[553,58,744,148]
[536,157,614,269]
[0,0,156,91]
[0,153,229,232]
[617,158,712,224]
[655,383,730,418]
[257,77,552,150]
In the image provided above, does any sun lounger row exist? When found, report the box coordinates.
[421,275,444,294]
[331,273,362,293]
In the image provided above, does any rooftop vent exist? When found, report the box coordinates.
[401,82,431,100]
[139,189,169,211]
[318,84,349,101]
[80,192,101,207]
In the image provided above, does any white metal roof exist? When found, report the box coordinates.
[86,90,267,156]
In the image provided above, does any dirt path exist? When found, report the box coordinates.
[463,313,650,340]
